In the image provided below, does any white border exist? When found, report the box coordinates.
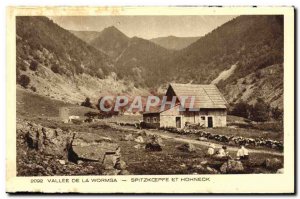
[3,5,296,196]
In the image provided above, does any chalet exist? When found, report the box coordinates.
[143,83,227,128]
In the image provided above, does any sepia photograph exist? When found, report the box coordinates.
[6,6,295,194]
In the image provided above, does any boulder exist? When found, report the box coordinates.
[178,143,196,152]
[200,160,208,165]
[102,153,119,170]
[119,170,130,175]
[145,143,162,151]
[276,168,284,174]
[102,169,120,175]
[134,144,142,149]
[265,158,283,170]
[122,134,134,141]
[198,137,208,141]
[145,135,163,151]
[220,160,244,174]
[134,136,144,143]
[58,160,66,165]
[115,160,127,170]
[192,164,205,170]
[150,135,163,146]
[180,163,187,168]
[138,130,147,136]
[206,166,219,174]
[72,132,119,161]
[22,122,74,158]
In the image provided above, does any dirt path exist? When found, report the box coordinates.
[110,123,283,156]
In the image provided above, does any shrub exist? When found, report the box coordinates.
[51,64,60,74]
[29,60,39,71]
[271,107,283,121]
[18,62,27,71]
[81,97,93,108]
[231,101,250,118]
[249,98,270,122]
[30,86,37,92]
[17,74,30,88]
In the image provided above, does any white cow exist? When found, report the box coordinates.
[68,115,80,122]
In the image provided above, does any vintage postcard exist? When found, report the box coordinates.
[6,6,295,193]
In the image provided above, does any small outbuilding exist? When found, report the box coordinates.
[143,83,227,128]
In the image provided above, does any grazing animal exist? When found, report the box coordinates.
[68,115,80,122]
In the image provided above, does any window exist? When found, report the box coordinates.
[146,117,150,123]
[153,117,157,123]
[201,116,206,120]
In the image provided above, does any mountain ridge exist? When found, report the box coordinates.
[150,36,201,50]
[16,15,284,109]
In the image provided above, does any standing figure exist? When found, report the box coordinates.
[207,144,215,156]
[237,145,249,160]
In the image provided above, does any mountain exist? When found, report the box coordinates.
[150,36,200,50]
[89,26,130,59]
[69,30,101,43]
[115,37,174,87]
[16,17,146,104]
[169,16,283,83]
[16,15,284,110]
[164,15,284,108]
[107,16,283,109]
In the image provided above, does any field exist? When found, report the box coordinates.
[16,89,284,176]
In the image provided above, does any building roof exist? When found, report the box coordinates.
[169,83,227,109]
[143,83,227,115]
[143,104,180,114]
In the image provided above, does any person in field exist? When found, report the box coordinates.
[237,145,249,160]
[216,146,228,158]
[207,143,215,156]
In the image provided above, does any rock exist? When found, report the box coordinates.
[134,136,144,143]
[276,168,284,174]
[193,164,205,170]
[115,160,127,170]
[115,146,121,156]
[95,136,113,143]
[134,144,142,149]
[138,130,147,136]
[58,160,66,165]
[102,153,119,170]
[265,158,283,170]
[200,160,208,165]
[77,160,83,165]
[198,137,208,141]
[253,167,269,174]
[102,169,120,175]
[220,160,244,174]
[206,166,218,174]
[178,143,196,152]
[21,122,74,159]
[145,143,162,151]
[119,169,130,175]
[86,165,94,170]
[72,133,119,161]
[180,163,186,168]
[145,135,163,151]
[123,134,134,141]
[151,135,164,145]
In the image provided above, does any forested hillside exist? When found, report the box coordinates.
[16,15,284,109]
[16,16,146,103]
[150,36,201,50]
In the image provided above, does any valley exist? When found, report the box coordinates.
[15,15,285,176]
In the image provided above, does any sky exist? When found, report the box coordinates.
[49,15,237,39]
